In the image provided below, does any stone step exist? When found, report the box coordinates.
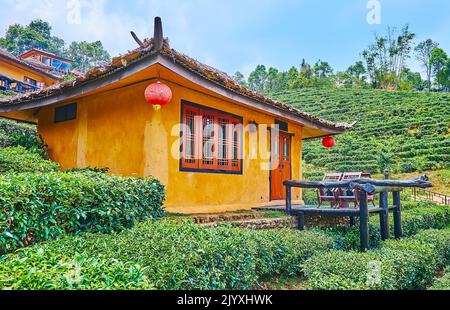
[202,217,296,230]
[190,211,266,224]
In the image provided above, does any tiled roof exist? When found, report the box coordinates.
[0,48,62,80]
[19,48,74,63]
[0,40,353,131]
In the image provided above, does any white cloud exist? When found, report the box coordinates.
[0,0,153,56]
[0,0,272,74]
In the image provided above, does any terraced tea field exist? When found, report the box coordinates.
[271,88,450,174]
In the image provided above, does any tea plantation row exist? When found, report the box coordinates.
[1,203,448,290]
[304,227,450,290]
[271,88,450,173]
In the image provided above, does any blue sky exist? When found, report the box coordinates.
[1,0,449,77]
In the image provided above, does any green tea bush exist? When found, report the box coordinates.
[304,228,450,290]
[401,199,438,210]
[321,204,450,250]
[272,88,450,173]
[0,146,58,173]
[429,267,450,290]
[0,220,334,290]
[0,171,165,254]
[0,118,37,147]
[0,249,153,290]
[0,118,47,154]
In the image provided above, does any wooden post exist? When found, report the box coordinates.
[379,191,389,240]
[380,170,390,240]
[393,191,402,239]
[153,17,164,51]
[297,212,305,230]
[285,184,292,215]
[349,216,356,227]
[359,191,369,252]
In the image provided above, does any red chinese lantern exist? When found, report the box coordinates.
[322,136,335,149]
[144,81,172,110]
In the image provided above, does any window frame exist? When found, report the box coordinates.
[180,100,243,175]
[23,76,37,87]
[54,103,77,123]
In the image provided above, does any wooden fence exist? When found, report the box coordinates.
[410,188,450,205]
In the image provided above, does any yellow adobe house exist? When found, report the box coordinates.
[0,18,352,214]
[0,47,69,122]
[0,48,64,90]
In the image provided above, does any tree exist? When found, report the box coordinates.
[312,60,333,78]
[0,20,111,73]
[399,68,425,91]
[339,61,368,88]
[300,59,313,79]
[347,61,366,80]
[0,19,65,56]
[362,25,415,89]
[265,67,288,93]
[391,25,415,77]
[415,39,439,91]
[287,66,302,89]
[232,72,247,87]
[28,19,52,40]
[437,59,450,91]
[247,65,267,92]
[66,41,111,73]
[430,48,448,89]
[334,71,353,88]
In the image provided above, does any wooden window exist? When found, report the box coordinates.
[181,102,242,173]
[55,103,77,123]
[283,137,289,161]
[24,76,37,86]
[275,119,288,132]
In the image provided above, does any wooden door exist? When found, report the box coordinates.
[270,132,292,200]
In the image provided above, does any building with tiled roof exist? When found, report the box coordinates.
[0,18,353,213]
[0,47,65,94]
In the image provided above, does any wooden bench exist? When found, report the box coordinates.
[283,176,432,251]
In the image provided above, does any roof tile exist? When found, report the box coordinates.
[0,40,352,131]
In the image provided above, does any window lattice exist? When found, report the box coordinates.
[184,110,197,164]
[181,103,242,173]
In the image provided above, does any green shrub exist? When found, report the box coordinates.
[0,171,165,254]
[379,240,438,289]
[0,146,58,173]
[302,189,317,205]
[272,88,450,174]
[304,250,398,290]
[304,228,450,290]
[401,199,439,210]
[429,268,450,290]
[0,119,36,144]
[0,220,334,290]
[0,248,153,290]
[0,118,49,158]
[321,204,450,250]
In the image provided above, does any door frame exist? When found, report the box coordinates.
[269,129,293,201]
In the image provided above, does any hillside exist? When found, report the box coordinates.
[271,88,450,174]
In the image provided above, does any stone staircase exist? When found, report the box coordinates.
[168,209,350,230]
[170,211,296,230]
